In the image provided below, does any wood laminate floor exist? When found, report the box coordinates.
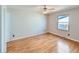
[7,33,79,53]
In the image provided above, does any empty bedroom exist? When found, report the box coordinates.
[2,5,79,53]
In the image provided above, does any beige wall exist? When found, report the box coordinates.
[48,7,79,41]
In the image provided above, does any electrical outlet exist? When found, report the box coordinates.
[12,35,15,37]
[68,34,70,36]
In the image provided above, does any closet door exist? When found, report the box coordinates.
[1,6,7,53]
[0,5,1,52]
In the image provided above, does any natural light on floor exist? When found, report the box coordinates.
[57,40,70,53]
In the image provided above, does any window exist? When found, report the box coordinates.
[57,15,69,31]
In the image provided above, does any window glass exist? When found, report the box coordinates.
[57,15,69,31]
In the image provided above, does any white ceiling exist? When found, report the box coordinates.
[7,5,79,14]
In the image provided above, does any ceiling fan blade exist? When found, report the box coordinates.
[48,8,55,10]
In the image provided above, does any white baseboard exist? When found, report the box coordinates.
[7,32,47,42]
[7,31,79,43]
[66,37,79,43]
[49,32,79,43]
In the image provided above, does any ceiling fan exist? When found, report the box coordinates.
[42,5,55,14]
[43,5,55,11]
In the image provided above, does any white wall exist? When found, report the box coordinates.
[48,7,79,41]
[8,8,47,41]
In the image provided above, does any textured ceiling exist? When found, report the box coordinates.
[7,5,79,14]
